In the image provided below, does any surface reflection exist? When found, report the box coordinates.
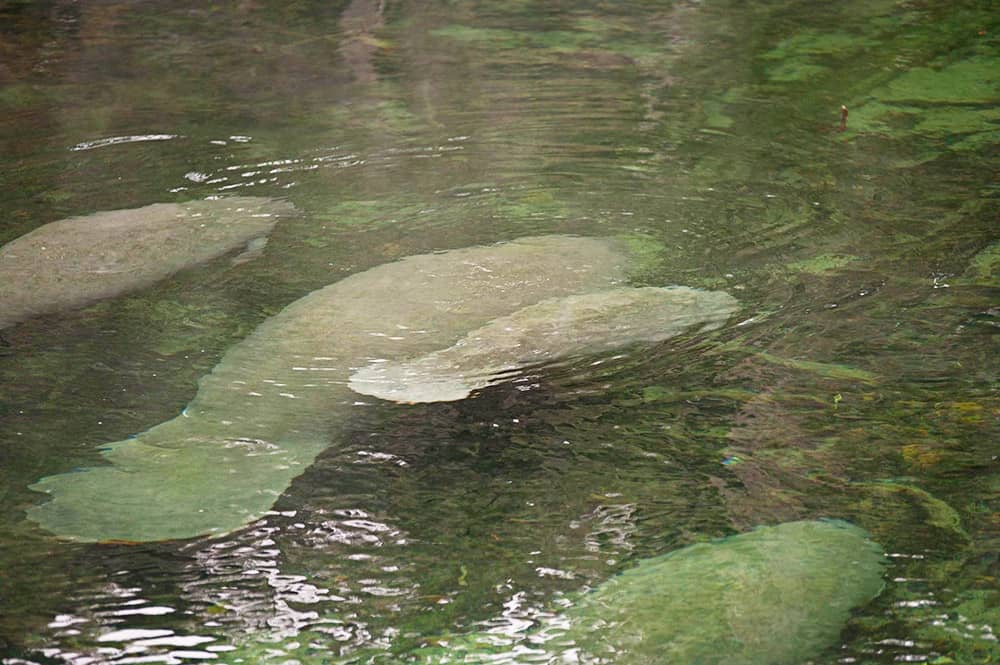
[1,0,997,663]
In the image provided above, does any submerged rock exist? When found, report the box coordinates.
[0,196,292,329]
[349,286,739,403]
[27,235,649,542]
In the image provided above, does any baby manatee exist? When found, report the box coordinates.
[349,286,739,403]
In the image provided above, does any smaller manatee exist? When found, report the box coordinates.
[0,196,293,329]
[348,286,739,403]
[560,519,885,664]
[223,520,885,665]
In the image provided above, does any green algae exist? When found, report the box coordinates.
[701,99,735,129]
[762,31,875,60]
[428,18,672,70]
[614,232,673,284]
[915,106,1000,135]
[430,25,542,49]
[850,100,1000,150]
[882,57,997,105]
[962,240,1000,283]
[919,590,1000,662]
[849,53,999,153]
[489,190,575,231]
[758,29,875,82]
[641,385,757,404]
[310,198,428,232]
[756,352,879,385]
[0,82,51,110]
[785,253,863,275]
[853,580,1000,664]
[765,61,830,83]
[857,481,971,543]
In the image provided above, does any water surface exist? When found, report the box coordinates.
[1,0,996,663]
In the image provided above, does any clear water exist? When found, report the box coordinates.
[0,0,996,663]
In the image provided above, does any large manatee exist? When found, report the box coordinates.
[407,520,885,665]
[0,196,291,329]
[28,235,660,542]
[349,286,739,403]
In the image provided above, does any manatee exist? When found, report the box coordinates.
[414,520,885,664]
[27,235,651,542]
[224,520,885,664]
[349,285,739,403]
[0,196,291,329]
[557,519,885,664]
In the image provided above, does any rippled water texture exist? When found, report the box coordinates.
[0,1,997,663]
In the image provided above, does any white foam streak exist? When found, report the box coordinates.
[69,135,178,151]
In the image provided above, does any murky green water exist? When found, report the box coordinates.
[0,1,996,663]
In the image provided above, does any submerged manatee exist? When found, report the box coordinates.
[0,196,291,329]
[559,519,885,664]
[226,520,884,664]
[417,520,885,664]
[349,286,739,403]
[28,235,655,542]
